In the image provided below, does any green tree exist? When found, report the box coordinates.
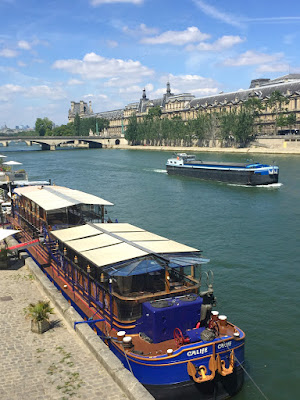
[147,106,162,119]
[125,114,139,144]
[79,117,109,136]
[219,111,236,141]
[276,114,287,132]
[286,113,297,133]
[244,97,264,116]
[52,123,74,136]
[266,90,289,134]
[219,109,255,147]
[232,111,255,147]
[35,117,53,136]
[73,113,80,136]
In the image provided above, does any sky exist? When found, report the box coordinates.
[1,0,300,128]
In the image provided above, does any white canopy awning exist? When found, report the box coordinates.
[0,229,19,241]
[3,161,22,166]
[13,185,114,211]
[52,222,199,268]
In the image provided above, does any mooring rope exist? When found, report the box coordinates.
[123,345,134,375]
[222,338,269,400]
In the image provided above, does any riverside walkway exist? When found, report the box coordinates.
[0,257,149,400]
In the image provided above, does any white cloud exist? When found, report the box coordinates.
[283,34,296,45]
[106,39,118,48]
[193,0,245,29]
[119,85,141,94]
[0,48,18,58]
[244,16,300,23]
[256,63,289,73]
[186,35,244,52]
[83,93,108,100]
[90,0,143,5]
[30,38,50,48]
[17,40,31,50]
[53,52,154,81]
[67,78,84,85]
[223,50,284,66]
[17,61,27,67]
[24,85,67,100]
[123,23,158,36]
[118,84,153,94]
[0,83,66,102]
[33,58,45,64]
[158,74,220,97]
[145,83,153,92]
[0,84,23,101]
[104,76,144,88]
[141,27,210,45]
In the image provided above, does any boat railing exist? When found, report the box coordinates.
[10,212,42,239]
[45,243,119,323]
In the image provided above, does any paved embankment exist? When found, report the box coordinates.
[0,244,154,400]
[113,142,300,154]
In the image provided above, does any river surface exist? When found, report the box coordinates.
[2,143,300,400]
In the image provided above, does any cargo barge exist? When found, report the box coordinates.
[166,153,279,186]
[8,184,245,400]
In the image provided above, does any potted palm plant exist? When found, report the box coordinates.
[24,300,54,334]
[0,247,11,270]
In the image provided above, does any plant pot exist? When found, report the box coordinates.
[0,258,9,270]
[31,319,51,334]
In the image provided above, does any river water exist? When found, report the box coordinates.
[3,143,300,400]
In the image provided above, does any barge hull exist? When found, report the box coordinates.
[166,165,278,185]
[145,364,244,400]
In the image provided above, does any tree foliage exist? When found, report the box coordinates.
[73,113,81,136]
[76,117,109,136]
[51,123,74,136]
[34,116,109,137]
[266,90,289,134]
[286,113,296,131]
[35,117,53,136]
[125,107,257,147]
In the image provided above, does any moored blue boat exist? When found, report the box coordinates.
[9,184,245,399]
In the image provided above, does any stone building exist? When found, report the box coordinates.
[69,74,300,137]
[68,100,93,122]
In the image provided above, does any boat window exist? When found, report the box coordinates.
[115,298,142,321]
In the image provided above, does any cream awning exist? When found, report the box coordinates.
[82,242,148,267]
[66,234,121,253]
[13,185,113,211]
[52,224,101,242]
[0,228,20,241]
[94,223,145,233]
[51,222,199,268]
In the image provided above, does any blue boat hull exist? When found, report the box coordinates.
[166,165,278,185]
[144,365,244,400]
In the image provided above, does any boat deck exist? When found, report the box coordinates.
[43,263,236,359]
[185,160,250,167]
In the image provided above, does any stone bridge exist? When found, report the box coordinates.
[0,135,127,150]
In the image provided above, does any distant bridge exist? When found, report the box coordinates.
[0,135,127,151]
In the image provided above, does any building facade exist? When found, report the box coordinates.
[68,74,300,137]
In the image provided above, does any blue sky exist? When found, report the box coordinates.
[1,0,300,128]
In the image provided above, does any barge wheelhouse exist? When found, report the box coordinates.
[166,153,279,186]
[9,185,245,400]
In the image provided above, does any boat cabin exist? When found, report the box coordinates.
[10,184,211,340]
[12,185,113,235]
